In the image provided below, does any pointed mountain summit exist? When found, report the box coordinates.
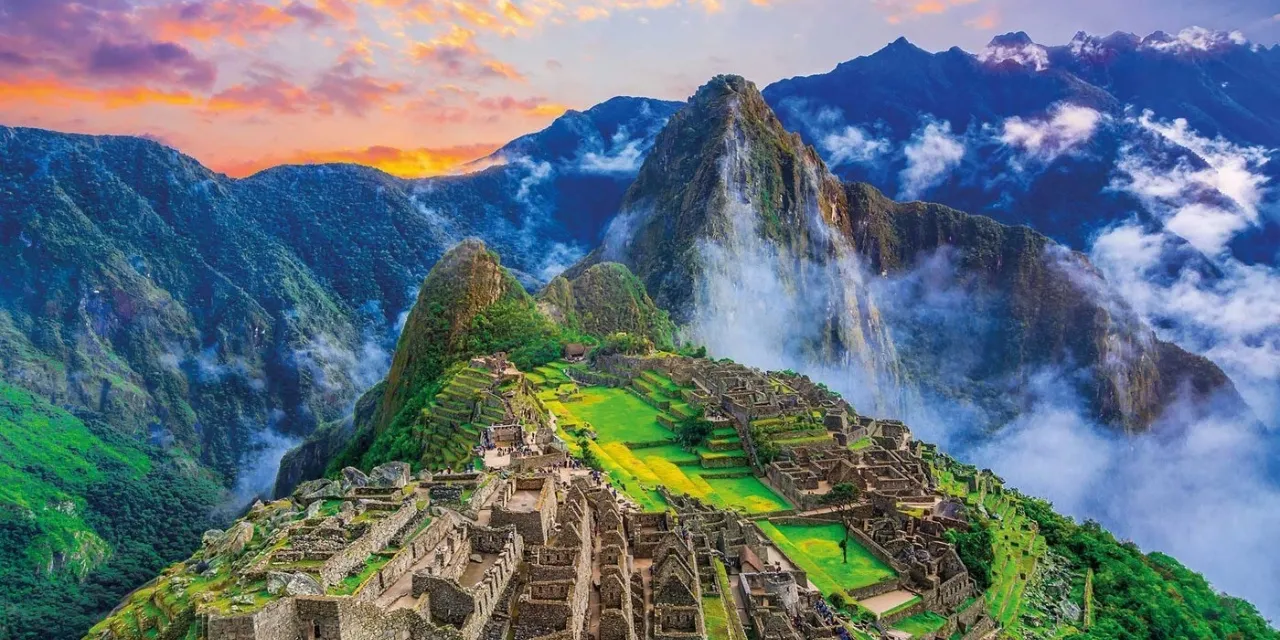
[374,239,530,434]
[579,74,907,414]
[590,73,1246,433]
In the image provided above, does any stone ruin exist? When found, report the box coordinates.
[118,353,1006,640]
[766,424,935,512]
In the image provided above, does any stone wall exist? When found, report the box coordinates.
[847,578,901,602]
[700,454,747,469]
[319,500,420,587]
[354,514,459,604]
[880,599,925,627]
[847,525,906,573]
[463,477,503,519]
[206,598,298,640]
[491,477,555,545]
[509,450,566,472]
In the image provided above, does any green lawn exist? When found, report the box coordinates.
[703,596,734,640]
[562,387,670,444]
[892,611,946,637]
[549,382,788,514]
[757,522,896,595]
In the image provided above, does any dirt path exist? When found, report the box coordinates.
[858,590,918,616]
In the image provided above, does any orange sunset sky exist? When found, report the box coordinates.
[1,0,1275,178]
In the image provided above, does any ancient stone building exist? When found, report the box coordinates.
[490,476,557,545]
[512,481,594,640]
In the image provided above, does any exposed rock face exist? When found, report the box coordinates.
[283,572,324,596]
[296,479,342,503]
[578,75,907,415]
[341,466,370,489]
[368,462,411,488]
[203,521,254,560]
[586,74,1245,432]
[843,181,1248,432]
[536,262,675,346]
[272,383,382,497]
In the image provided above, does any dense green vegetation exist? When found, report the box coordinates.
[1018,496,1279,640]
[945,520,994,592]
[0,383,220,640]
[537,262,676,349]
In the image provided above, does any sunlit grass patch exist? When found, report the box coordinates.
[757,522,896,594]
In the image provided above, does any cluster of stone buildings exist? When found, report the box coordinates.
[98,353,1003,640]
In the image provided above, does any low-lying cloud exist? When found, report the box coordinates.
[899,120,965,200]
[1000,104,1104,165]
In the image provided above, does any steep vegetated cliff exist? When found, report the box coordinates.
[536,262,676,349]
[283,241,675,484]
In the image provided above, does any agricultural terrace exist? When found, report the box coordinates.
[985,493,1046,631]
[930,455,1049,637]
[892,611,948,638]
[532,362,789,514]
[755,522,896,595]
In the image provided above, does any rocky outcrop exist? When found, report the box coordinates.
[843,181,1248,432]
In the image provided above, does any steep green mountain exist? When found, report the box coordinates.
[0,382,220,639]
[584,75,1243,434]
[372,239,532,435]
[576,75,907,415]
[278,239,576,487]
[536,262,675,348]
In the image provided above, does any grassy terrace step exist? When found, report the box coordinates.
[632,377,659,395]
[707,437,742,452]
[641,370,681,393]
[766,427,829,440]
[712,427,739,437]
[771,434,834,448]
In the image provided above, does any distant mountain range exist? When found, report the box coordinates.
[764,29,1280,265]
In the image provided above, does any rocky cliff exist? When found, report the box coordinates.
[577,75,907,415]
[843,181,1246,432]
[588,75,1245,433]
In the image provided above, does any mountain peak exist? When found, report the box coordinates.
[687,74,761,112]
[988,31,1034,48]
[867,36,930,62]
[374,238,529,433]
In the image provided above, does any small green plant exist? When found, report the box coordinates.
[828,592,847,609]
